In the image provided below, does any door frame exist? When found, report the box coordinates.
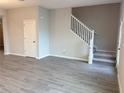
[0,11,9,55]
[23,19,38,58]
[116,17,123,66]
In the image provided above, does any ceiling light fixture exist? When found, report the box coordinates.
[19,0,25,1]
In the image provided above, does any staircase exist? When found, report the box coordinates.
[70,15,116,64]
[93,51,116,63]
[71,15,95,64]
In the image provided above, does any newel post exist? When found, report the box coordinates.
[88,30,94,64]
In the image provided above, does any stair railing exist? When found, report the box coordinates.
[71,14,95,64]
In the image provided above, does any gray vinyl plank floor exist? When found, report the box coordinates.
[0,51,119,93]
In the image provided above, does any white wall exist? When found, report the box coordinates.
[0,9,6,15]
[7,7,38,56]
[37,7,50,58]
[49,8,89,60]
[6,7,89,60]
[118,0,124,93]
[7,6,50,58]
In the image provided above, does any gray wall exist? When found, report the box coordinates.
[72,3,120,52]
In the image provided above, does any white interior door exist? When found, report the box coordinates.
[24,19,37,58]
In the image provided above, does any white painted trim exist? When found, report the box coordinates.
[5,53,88,62]
[50,54,88,62]
[96,50,116,53]
[0,10,10,55]
[4,53,87,62]
[7,53,50,60]
[88,30,94,64]
[4,52,10,55]
[118,73,122,93]
[7,53,25,57]
[36,54,50,59]
[6,53,38,59]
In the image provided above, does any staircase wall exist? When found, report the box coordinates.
[72,3,120,52]
[49,8,89,61]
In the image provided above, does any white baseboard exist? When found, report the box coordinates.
[36,54,50,59]
[4,52,10,55]
[7,53,25,57]
[4,53,88,62]
[118,73,122,93]
[49,54,88,62]
[7,53,50,60]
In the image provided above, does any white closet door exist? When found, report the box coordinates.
[24,19,37,58]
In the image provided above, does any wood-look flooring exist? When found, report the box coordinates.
[0,51,119,93]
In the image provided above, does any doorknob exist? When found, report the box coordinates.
[118,48,120,50]
[33,41,36,43]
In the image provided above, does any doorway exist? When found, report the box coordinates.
[0,18,4,52]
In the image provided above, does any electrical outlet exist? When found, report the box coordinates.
[62,49,66,54]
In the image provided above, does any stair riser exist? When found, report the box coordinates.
[93,60,115,63]
[94,55,116,60]
[93,50,116,64]
[95,51,115,55]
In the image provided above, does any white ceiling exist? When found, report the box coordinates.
[0,0,122,9]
